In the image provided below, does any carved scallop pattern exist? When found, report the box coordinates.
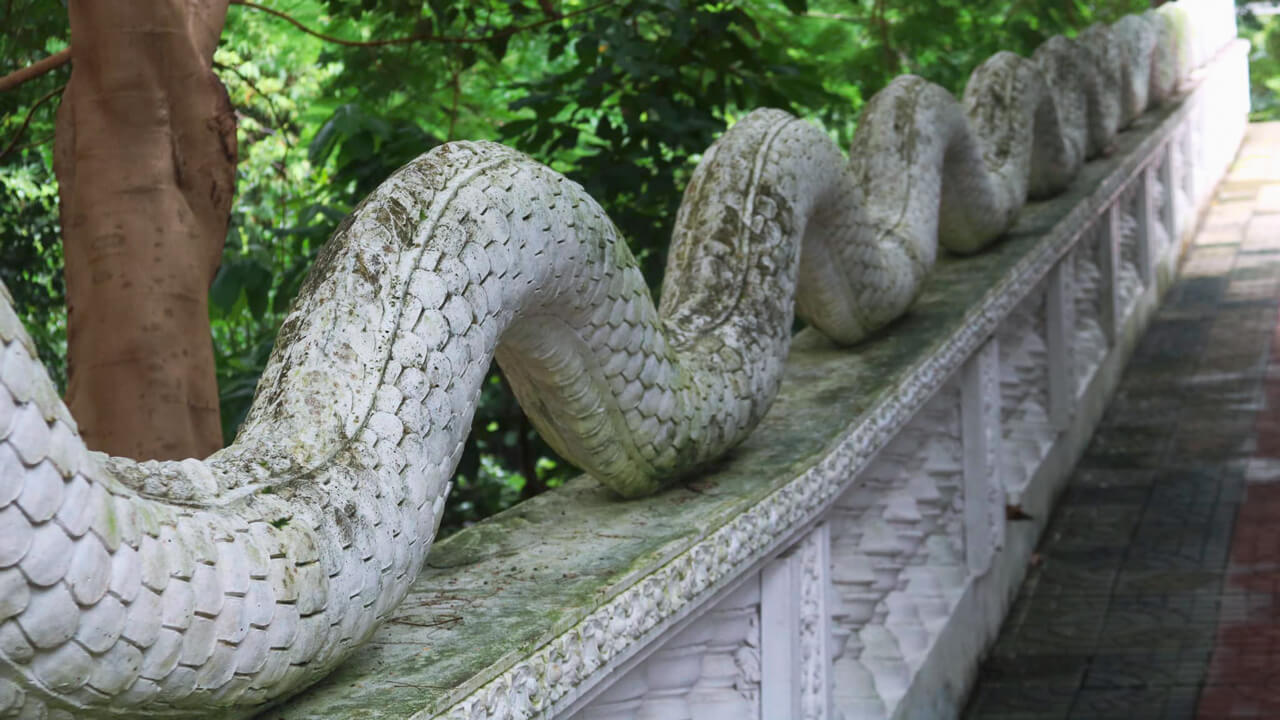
[1116,182,1146,314]
[1149,158,1171,256]
[826,377,962,720]
[686,581,761,720]
[997,283,1054,502]
[1071,233,1108,394]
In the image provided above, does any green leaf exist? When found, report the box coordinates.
[209,264,242,313]
[242,263,273,317]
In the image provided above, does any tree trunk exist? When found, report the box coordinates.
[54,0,236,460]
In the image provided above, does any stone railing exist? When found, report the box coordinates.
[268,7,1250,720]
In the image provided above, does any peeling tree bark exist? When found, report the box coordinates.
[54,0,236,460]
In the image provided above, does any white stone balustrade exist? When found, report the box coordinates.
[270,5,1250,718]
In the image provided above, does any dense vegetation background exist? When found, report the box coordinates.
[1241,3,1280,120]
[3,0,1264,533]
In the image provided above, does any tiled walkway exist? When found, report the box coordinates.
[964,123,1280,719]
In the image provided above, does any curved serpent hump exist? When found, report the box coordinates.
[1114,15,1159,127]
[1146,9,1180,106]
[1158,2,1197,84]
[1080,23,1125,157]
[0,2,1225,716]
[1033,35,1091,185]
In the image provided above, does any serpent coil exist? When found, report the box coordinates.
[0,3,1232,717]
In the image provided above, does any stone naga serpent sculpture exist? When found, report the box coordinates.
[0,4,1216,717]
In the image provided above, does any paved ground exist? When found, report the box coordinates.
[963,123,1280,719]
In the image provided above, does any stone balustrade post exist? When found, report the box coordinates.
[961,337,1004,577]
[761,523,832,719]
[1160,137,1180,242]
[1098,204,1123,346]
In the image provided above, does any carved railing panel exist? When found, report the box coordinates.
[1117,182,1147,314]
[1136,162,1163,287]
[1071,228,1109,395]
[826,373,964,719]
[997,282,1053,504]
[686,581,761,720]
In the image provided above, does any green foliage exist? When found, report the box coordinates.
[1,0,69,389]
[1,0,1159,534]
[0,158,63,388]
[762,0,1149,117]
[502,1,839,287]
[1239,5,1280,121]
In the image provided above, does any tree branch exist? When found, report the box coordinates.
[0,48,70,94]
[873,0,896,74]
[228,0,613,47]
[0,84,65,161]
[447,61,462,141]
[6,132,53,155]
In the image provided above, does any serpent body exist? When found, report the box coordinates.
[0,4,1226,717]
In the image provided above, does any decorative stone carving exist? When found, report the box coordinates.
[432,15,1246,719]
[575,581,757,720]
[686,581,762,720]
[578,674,648,720]
[1116,183,1147,312]
[798,528,831,720]
[1136,164,1163,287]
[1047,258,1077,431]
[432,37,1243,718]
[827,377,963,720]
[761,524,831,720]
[1072,233,1109,393]
[0,2,1235,717]
[997,284,1053,504]
[634,623,714,720]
